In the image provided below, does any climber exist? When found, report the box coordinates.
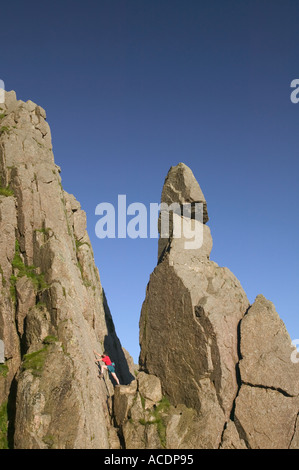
[94,350,120,385]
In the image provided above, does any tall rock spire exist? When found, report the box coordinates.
[139,162,299,448]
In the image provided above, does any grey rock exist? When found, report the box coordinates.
[158,163,209,261]
[114,381,137,426]
[1,92,298,450]
[239,294,299,397]
[137,372,162,409]
[161,163,208,221]
[139,162,299,449]
[0,90,134,449]
[219,420,247,449]
[140,162,250,429]
[234,385,299,449]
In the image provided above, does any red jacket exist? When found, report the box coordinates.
[102,355,112,366]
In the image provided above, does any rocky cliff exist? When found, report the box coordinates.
[0,92,298,449]
[0,91,133,449]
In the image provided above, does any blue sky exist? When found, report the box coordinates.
[1,0,298,363]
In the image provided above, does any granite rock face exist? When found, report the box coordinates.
[230,295,299,449]
[0,91,133,449]
[138,163,299,449]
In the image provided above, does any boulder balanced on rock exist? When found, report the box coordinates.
[138,162,299,449]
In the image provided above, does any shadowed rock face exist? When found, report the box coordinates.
[0,91,133,449]
[138,163,299,449]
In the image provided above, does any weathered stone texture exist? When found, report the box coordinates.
[138,163,299,449]
[239,295,299,396]
[1,93,298,450]
[0,90,134,449]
